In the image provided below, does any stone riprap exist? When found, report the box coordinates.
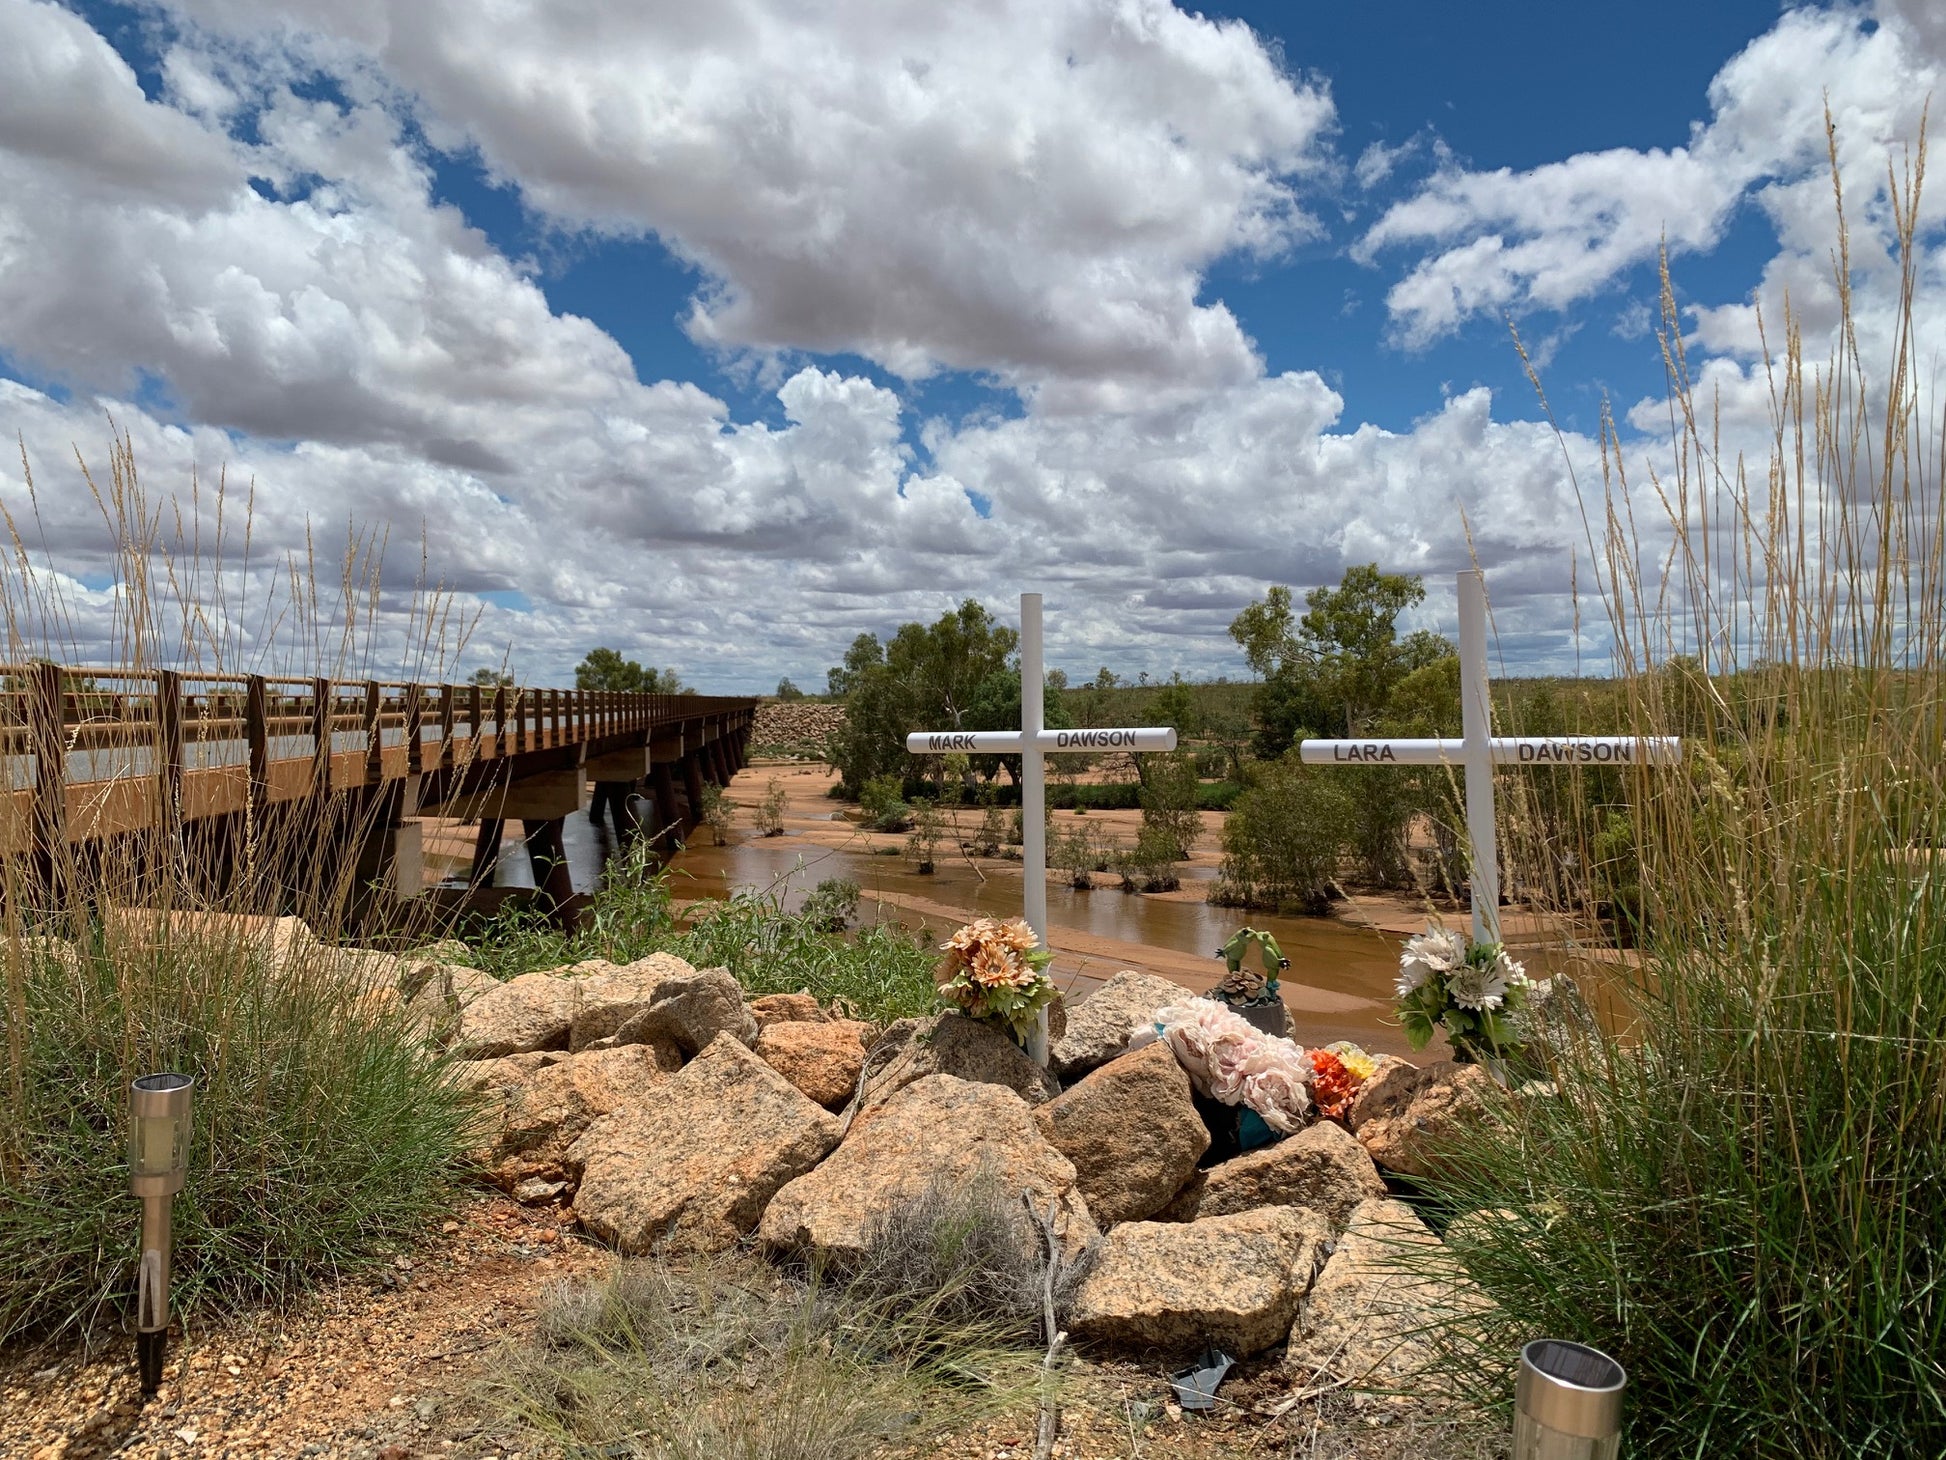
[1067,1206,1332,1357]
[1034,1040,1208,1223]
[298,921,1502,1372]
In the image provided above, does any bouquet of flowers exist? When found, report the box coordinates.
[1394,925,1546,1066]
[936,917,1059,1045]
[1307,1040,1378,1120]
[1134,998,1315,1133]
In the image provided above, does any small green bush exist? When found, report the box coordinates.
[673,893,938,1023]
[1214,758,1354,912]
[799,878,861,933]
[859,774,913,832]
[755,778,790,836]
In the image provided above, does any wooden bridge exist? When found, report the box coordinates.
[2,664,757,925]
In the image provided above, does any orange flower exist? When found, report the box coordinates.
[1309,1049,1359,1120]
[969,944,1034,989]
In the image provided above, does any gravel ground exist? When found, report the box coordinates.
[0,1196,603,1460]
[1,1192,1505,1460]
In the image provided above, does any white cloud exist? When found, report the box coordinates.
[150,0,1335,400]
[5,0,1912,692]
[1359,7,1938,346]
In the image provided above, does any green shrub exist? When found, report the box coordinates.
[1138,752,1204,861]
[0,928,474,1341]
[799,878,861,933]
[672,892,938,1023]
[860,773,913,832]
[463,840,676,979]
[755,778,790,836]
[904,798,945,873]
[1214,758,1355,912]
[698,783,735,844]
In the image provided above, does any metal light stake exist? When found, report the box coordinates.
[128,1073,194,1396]
[1515,1339,1626,1460]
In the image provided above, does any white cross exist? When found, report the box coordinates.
[1300,569,1680,944]
[906,591,1178,1063]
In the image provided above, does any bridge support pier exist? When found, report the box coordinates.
[682,752,709,833]
[471,817,504,887]
[521,817,576,926]
[649,763,684,850]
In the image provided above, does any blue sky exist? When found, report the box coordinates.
[0,0,1935,688]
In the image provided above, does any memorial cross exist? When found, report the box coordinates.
[906,592,1177,1063]
[1299,570,1681,944]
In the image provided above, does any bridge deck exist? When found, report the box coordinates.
[0,665,756,854]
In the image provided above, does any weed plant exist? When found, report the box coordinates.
[1425,134,1946,1456]
[466,846,938,1022]
[673,890,939,1021]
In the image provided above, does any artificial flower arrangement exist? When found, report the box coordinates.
[1133,998,1317,1134]
[936,916,1060,1045]
[1308,1040,1378,1120]
[1394,924,1547,1066]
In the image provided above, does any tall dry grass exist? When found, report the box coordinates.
[0,433,479,1341]
[1432,124,1946,1455]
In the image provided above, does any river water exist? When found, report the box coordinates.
[469,794,1436,1054]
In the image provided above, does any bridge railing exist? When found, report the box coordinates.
[0,664,755,850]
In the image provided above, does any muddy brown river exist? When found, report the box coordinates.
[430,762,1600,1057]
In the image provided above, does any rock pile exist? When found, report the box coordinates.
[340,940,1496,1377]
[750,700,846,757]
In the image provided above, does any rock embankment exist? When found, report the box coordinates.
[751,699,845,757]
[339,940,1501,1379]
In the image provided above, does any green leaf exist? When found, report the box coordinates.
[1401,1009,1436,1049]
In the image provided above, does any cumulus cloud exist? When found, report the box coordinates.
[1359,7,1939,346]
[3,0,1906,690]
[150,0,1334,400]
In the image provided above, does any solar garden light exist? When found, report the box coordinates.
[1515,1339,1626,1460]
[128,1072,194,1396]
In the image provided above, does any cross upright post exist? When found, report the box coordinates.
[906,591,1177,1066]
[1457,569,1499,942]
[1299,569,1681,948]
[1019,592,1049,952]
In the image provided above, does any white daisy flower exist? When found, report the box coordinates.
[1447,959,1510,1011]
[1397,926,1467,997]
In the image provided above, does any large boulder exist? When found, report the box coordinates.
[1350,1060,1502,1179]
[471,1045,674,1189]
[1159,1120,1385,1231]
[446,1050,562,1098]
[1034,1042,1208,1224]
[568,951,696,1051]
[1287,1197,1489,1390]
[859,1013,1058,1114]
[609,965,757,1057]
[756,1019,871,1109]
[453,972,576,1058]
[1049,970,1189,1079]
[759,1074,1094,1264]
[569,1035,841,1255]
[1345,1056,1422,1129]
[1067,1206,1331,1358]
